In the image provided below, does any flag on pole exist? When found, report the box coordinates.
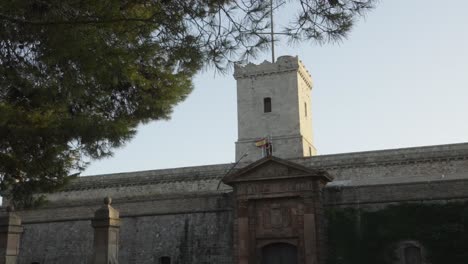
[255,138,267,147]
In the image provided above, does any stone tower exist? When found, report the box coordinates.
[234,55,316,162]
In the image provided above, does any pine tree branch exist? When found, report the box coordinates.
[0,13,156,26]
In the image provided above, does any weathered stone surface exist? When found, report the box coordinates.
[18,211,233,264]
[324,178,468,209]
[17,193,233,264]
[13,142,468,263]
[18,192,231,223]
[234,56,316,162]
[18,220,93,264]
[119,211,233,264]
[45,163,234,205]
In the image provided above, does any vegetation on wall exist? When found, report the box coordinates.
[327,202,468,264]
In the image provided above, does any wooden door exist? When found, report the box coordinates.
[261,243,298,264]
[404,246,422,264]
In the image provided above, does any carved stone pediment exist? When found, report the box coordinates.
[222,156,332,185]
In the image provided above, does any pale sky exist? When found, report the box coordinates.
[83,0,468,176]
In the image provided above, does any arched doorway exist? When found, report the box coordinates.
[261,243,298,264]
[404,245,422,264]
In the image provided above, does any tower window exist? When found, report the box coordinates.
[304,102,308,117]
[264,97,272,113]
[159,256,171,264]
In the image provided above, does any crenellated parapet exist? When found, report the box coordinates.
[234,56,313,89]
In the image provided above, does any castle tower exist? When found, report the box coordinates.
[234,56,316,162]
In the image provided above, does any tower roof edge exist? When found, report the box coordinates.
[233,55,312,86]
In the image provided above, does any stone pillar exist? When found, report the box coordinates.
[0,206,24,264]
[92,197,120,264]
[237,200,249,264]
[303,211,318,264]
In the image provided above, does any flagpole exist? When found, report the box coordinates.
[216,152,249,190]
[270,0,275,63]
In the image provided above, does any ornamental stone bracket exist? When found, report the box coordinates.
[222,156,333,264]
[0,206,24,264]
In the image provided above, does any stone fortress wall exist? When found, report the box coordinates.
[298,142,468,208]
[17,164,235,264]
[14,142,468,263]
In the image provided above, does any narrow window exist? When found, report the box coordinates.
[304,102,308,117]
[264,97,271,113]
[309,147,312,156]
[159,256,171,264]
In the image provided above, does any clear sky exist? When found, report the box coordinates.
[83,0,468,176]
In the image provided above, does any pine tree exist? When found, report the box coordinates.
[0,0,375,208]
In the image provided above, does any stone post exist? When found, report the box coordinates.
[0,206,24,264]
[92,197,120,264]
[237,200,249,264]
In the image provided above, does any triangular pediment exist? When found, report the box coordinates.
[222,156,332,185]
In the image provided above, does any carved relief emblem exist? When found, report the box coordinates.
[271,208,283,228]
[263,204,291,229]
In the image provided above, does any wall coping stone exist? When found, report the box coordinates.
[63,163,233,191]
[293,142,468,169]
[53,142,468,193]
[35,191,230,209]
[324,178,468,207]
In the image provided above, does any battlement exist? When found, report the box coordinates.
[234,55,313,88]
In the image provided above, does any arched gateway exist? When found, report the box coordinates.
[223,156,332,264]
